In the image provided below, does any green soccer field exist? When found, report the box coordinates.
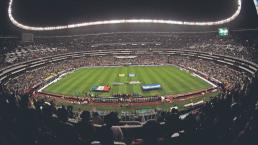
[42,65,212,97]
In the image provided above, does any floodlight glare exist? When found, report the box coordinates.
[8,0,242,31]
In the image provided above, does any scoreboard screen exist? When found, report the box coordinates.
[218,28,229,37]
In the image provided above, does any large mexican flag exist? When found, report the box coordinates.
[92,85,111,92]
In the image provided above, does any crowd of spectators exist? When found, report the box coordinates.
[0,32,257,145]
[4,55,248,96]
[0,38,68,67]
[0,32,257,69]
[0,73,257,145]
[168,56,249,90]
[5,58,92,95]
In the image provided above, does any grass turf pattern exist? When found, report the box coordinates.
[43,65,212,97]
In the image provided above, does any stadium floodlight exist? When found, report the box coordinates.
[8,0,242,31]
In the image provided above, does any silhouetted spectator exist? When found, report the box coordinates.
[76,111,95,144]
[92,112,104,125]
[131,120,164,145]
[98,112,119,145]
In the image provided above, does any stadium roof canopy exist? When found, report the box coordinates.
[8,0,242,31]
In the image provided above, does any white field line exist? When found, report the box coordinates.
[192,73,217,88]
[38,70,74,92]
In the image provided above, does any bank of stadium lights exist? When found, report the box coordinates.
[8,0,242,31]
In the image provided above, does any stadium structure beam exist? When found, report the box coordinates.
[8,0,242,31]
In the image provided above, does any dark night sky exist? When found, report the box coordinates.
[0,0,257,35]
[13,0,236,26]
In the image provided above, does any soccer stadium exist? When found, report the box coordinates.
[0,0,258,145]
